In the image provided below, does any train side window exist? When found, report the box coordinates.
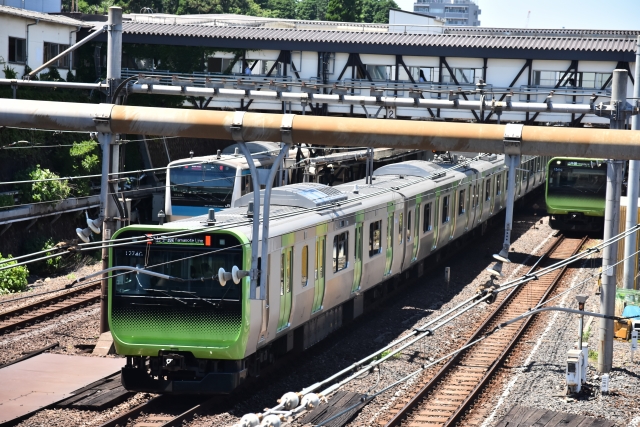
[369,220,382,256]
[333,232,349,273]
[458,189,465,215]
[301,245,308,286]
[485,180,491,201]
[496,175,502,195]
[423,203,432,232]
[442,196,450,224]
[398,213,403,244]
[407,211,412,241]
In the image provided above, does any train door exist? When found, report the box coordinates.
[488,176,495,215]
[352,218,363,293]
[412,195,421,262]
[385,204,394,276]
[277,246,293,331]
[432,193,440,250]
[312,235,326,313]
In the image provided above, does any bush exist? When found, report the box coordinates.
[0,253,29,294]
[3,65,17,79]
[0,193,14,207]
[20,165,71,203]
[69,140,100,196]
[24,237,64,276]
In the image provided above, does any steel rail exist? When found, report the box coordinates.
[0,284,101,334]
[1,99,640,159]
[98,395,216,427]
[383,234,587,427]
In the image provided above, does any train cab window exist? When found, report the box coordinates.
[458,189,465,215]
[301,245,308,286]
[423,203,432,232]
[485,180,491,201]
[496,175,502,195]
[442,196,450,224]
[398,213,403,244]
[369,220,382,256]
[333,232,349,273]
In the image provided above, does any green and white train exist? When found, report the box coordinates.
[109,153,548,394]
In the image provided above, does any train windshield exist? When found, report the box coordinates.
[548,160,607,198]
[112,237,243,302]
[170,163,236,208]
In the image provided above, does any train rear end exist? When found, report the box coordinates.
[545,158,606,232]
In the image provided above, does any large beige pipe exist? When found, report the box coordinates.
[2,99,639,159]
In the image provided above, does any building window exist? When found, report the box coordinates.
[369,220,382,256]
[301,245,308,286]
[442,196,450,223]
[366,64,391,81]
[458,189,465,215]
[581,72,612,89]
[407,66,436,82]
[8,37,26,64]
[423,202,432,232]
[43,42,70,68]
[333,232,348,273]
[207,57,235,74]
[442,67,482,84]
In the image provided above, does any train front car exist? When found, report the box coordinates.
[546,157,606,231]
[108,226,251,393]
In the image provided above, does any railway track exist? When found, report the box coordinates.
[99,395,217,427]
[381,233,588,427]
[0,283,101,334]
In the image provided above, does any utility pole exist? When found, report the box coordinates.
[623,36,640,291]
[100,6,122,334]
[598,69,627,373]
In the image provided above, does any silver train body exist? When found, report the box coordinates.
[184,153,547,359]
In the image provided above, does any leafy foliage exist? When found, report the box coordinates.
[20,165,71,204]
[69,140,101,196]
[24,238,63,276]
[360,0,397,23]
[0,194,14,207]
[63,0,394,21]
[3,66,17,79]
[296,0,328,20]
[326,0,359,22]
[0,254,28,294]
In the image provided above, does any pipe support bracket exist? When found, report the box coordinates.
[281,113,295,145]
[503,123,523,156]
[231,110,246,142]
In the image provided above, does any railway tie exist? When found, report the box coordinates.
[382,234,587,427]
[0,285,101,334]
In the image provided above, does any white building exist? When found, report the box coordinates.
[0,5,86,80]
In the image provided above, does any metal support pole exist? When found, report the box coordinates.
[598,69,627,373]
[259,144,292,299]
[623,36,640,291]
[236,141,261,299]
[500,154,520,260]
[99,132,114,334]
[99,7,122,334]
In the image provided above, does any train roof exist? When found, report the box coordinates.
[235,183,348,208]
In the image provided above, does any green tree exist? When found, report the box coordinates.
[326,0,359,22]
[263,0,297,18]
[360,0,397,23]
[296,0,328,20]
